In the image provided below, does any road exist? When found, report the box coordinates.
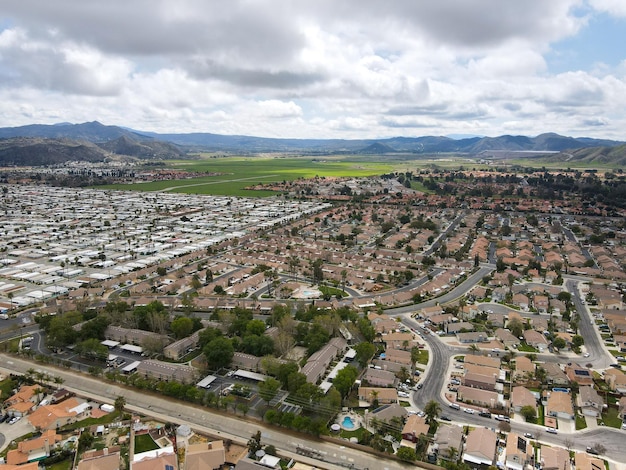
[0,355,405,470]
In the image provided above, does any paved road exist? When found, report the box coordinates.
[0,355,405,470]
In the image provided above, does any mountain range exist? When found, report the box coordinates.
[0,121,624,166]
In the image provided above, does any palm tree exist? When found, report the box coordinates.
[114,395,126,413]
[467,344,480,355]
[424,399,442,424]
[341,269,348,292]
[53,377,64,389]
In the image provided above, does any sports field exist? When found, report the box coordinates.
[100,156,393,196]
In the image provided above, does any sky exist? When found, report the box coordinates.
[0,0,625,140]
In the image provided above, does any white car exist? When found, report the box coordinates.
[546,427,558,434]
[463,408,475,414]
[583,353,590,358]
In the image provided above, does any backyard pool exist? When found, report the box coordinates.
[341,416,355,430]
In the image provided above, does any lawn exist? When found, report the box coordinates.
[517,343,538,353]
[99,156,393,196]
[134,433,160,454]
[415,350,429,365]
[601,407,623,429]
[575,414,587,430]
[60,410,122,432]
[47,460,72,470]
[339,426,371,441]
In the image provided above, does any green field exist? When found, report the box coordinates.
[99,156,393,196]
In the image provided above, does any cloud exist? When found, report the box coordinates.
[589,0,626,17]
[0,0,623,139]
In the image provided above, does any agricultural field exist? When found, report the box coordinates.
[100,156,394,196]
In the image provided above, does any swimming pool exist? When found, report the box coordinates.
[552,387,570,393]
[341,416,355,429]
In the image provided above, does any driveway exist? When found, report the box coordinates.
[0,417,36,451]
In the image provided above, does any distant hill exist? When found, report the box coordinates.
[0,121,624,163]
[96,135,185,159]
[360,142,397,154]
[546,144,626,166]
[0,137,109,166]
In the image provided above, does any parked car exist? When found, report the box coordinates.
[440,415,451,421]
[449,403,460,410]
[524,433,534,439]
[546,427,558,434]
[479,411,492,418]
[586,447,599,455]
[463,408,475,414]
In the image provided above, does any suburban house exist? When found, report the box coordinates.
[382,348,412,366]
[4,384,39,408]
[494,328,519,349]
[603,369,626,395]
[464,355,501,369]
[541,446,571,470]
[28,397,89,431]
[446,321,475,334]
[505,433,533,470]
[433,424,463,461]
[462,370,497,391]
[132,448,178,470]
[541,363,570,386]
[369,403,408,424]
[457,386,502,409]
[456,332,489,344]
[381,332,415,350]
[510,387,537,414]
[401,415,430,444]
[565,363,594,385]
[513,356,535,382]
[6,430,61,465]
[357,387,398,405]
[463,427,497,467]
[523,330,549,351]
[77,450,121,470]
[185,441,226,470]
[545,390,574,420]
[577,385,604,417]
[574,452,604,470]
[363,368,396,388]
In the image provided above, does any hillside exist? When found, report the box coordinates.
[0,138,110,166]
[0,121,624,163]
[96,135,186,159]
[549,144,626,166]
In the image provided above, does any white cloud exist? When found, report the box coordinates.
[0,0,623,139]
[589,0,626,17]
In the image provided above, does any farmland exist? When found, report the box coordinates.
[99,156,394,196]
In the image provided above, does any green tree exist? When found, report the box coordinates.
[170,316,194,339]
[114,395,126,412]
[76,338,108,361]
[204,337,234,370]
[78,431,94,451]
[572,335,584,348]
[508,317,524,338]
[552,337,567,351]
[424,399,442,424]
[520,405,536,422]
[258,377,281,406]
[247,430,262,456]
[397,447,417,462]
[333,365,359,397]
[354,342,376,368]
